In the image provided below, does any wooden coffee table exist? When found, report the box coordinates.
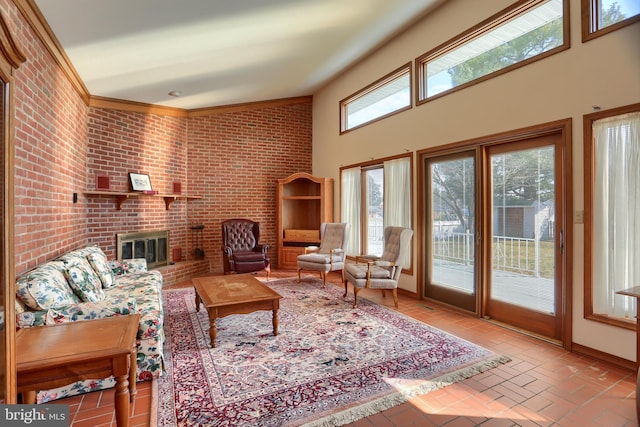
[193,274,283,347]
[16,314,140,427]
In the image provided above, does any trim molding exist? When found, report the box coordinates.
[571,342,636,372]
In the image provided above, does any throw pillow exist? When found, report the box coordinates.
[16,261,80,310]
[87,250,116,288]
[63,257,106,302]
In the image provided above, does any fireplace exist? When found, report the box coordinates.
[117,230,169,269]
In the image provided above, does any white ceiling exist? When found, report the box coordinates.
[33,0,444,110]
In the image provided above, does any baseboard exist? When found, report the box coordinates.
[571,342,636,372]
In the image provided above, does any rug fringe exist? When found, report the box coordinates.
[302,355,511,427]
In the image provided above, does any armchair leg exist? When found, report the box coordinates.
[343,279,348,298]
[265,265,270,280]
[321,272,327,288]
[392,289,398,308]
[297,268,302,283]
[353,287,360,308]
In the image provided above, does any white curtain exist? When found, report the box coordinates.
[383,157,411,229]
[384,157,412,268]
[593,112,640,319]
[341,167,361,256]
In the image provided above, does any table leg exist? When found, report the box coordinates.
[129,344,137,403]
[114,374,130,427]
[636,302,640,423]
[22,390,36,404]
[194,289,200,312]
[272,308,279,336]
[208,314,217,348]
[636,367,640,423]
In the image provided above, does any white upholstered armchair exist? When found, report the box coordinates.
[343,226,413,308]
[297,222,350,288]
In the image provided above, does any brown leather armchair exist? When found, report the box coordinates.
[222,219,270,278]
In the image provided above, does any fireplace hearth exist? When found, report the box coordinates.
[117,230,169,269]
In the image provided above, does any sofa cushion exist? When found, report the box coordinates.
[62,257,106,302]
[16,262,80,310]
[87,250,116,288]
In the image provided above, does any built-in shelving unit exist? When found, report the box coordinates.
[276,172,333,269]
[84,191,202,210]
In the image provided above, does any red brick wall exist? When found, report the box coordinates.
[3,0,313,279]
[85,103,312,277]
[3,0,90,274]
[188,105,312,273]
[85,109,189,260]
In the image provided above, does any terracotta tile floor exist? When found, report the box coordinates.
[51,271,637,426]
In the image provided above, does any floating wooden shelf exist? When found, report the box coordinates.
[84,191,203,210]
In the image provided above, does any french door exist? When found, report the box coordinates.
[425,150,478,313]
[484,136,563,340]
[423,128,567,341]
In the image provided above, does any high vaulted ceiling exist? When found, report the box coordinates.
[33,0,445,110]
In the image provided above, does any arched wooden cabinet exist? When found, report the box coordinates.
[0,12,26,404]
[276,173,333,269]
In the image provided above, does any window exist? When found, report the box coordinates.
[340,63,411,133]
[340,154,413,269]
[582,0,640,41]
[584,104,640,328]
[416,0,568,103]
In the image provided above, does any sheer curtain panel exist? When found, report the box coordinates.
[593,112,640,319]
[341,167,361,256]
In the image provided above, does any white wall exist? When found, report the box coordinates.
[312,0,640,361]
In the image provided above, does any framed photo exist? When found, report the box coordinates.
[129,173,153,192]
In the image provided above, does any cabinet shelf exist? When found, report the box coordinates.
[282,195,322,200]
[84,191,202,210]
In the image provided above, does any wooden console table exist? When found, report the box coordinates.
[616,286,640,422]
[16,314,140,427]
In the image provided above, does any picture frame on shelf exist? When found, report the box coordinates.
[129,173,153,192]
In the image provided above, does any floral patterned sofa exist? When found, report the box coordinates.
[15,245,164,403]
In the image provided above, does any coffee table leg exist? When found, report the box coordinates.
[208,313,217,348]
[272,308,279,336]
[114,374,130,427]
[194,289,200,312]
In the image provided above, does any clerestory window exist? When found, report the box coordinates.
[340,63,411,133]
[416,0,569,103]
[582,0,640,41]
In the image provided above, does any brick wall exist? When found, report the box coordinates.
[85,109,189,260]
[85,103,312,280]
[4,0,90,274]
[4,0,313,281]
[188,104,313,273]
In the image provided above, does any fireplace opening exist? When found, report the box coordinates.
[117,230,169,269]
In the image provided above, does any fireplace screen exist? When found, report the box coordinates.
[117,230,169,269]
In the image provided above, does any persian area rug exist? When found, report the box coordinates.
[157,278,510,426]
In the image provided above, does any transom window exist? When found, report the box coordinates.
[340,63,411,133]
[416,0,568,103]
[582,0,640,41]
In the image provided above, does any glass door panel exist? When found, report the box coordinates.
[485,136,562,340]
[425,151,477,312]
[490,146,555,313]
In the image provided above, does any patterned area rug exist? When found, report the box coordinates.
[157,278,510,426]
